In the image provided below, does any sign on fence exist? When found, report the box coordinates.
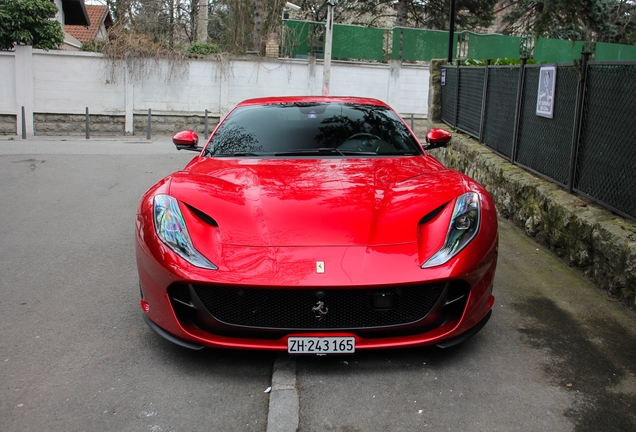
[536,65,556,118]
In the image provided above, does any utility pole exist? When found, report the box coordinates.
[322,0,335,95]
[447,0,456,62]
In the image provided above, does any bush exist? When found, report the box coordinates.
[81,41,105,52]
[0,0,64,50]
[461,58,540,66]
[186,41,220,56]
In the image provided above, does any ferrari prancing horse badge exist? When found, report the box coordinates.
[316,261,325,273]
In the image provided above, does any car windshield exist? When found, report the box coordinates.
[204,102,423,157]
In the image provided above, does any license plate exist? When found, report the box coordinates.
[287,337,355,354]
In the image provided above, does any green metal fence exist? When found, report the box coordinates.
[595,42,636,61]
[333,24,386,61]
[281,20,324,58]
[392,28,453,61]
[533,39,585,63]
[466,33,521,60]
[281,20,636,63]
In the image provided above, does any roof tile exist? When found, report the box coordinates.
[65,5,112,43]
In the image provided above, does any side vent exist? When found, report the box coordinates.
[184,203,219,227]
[418,201,449,225]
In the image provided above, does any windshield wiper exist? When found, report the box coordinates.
[208,151,266,157]
[274,148,377,156]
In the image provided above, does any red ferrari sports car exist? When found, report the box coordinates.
[136,96,498,353]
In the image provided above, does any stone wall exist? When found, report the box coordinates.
[0,114,16,135]
[32,113,221,137]
[31,111,418,139]
[427,130,636,309]
[34,113,125,136]
[132,114,220,137]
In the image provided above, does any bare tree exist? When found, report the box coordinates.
[104,0,499,54]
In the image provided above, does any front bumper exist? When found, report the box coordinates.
[136,198,498,351]
[137,242,496,351]
[142,306,493,351]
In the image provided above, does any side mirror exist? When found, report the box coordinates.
[425,128,452,150]
[172,130,201,152]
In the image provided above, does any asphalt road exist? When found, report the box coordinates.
[1,136,635,432]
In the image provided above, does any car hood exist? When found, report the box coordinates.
[169,156,465,247]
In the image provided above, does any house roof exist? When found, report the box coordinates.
[61,0,90,26]
[65,5,113,42]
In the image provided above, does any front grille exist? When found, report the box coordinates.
[189,283,445,330]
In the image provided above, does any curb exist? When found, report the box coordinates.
[267,355,299,432]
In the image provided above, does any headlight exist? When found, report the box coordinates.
[153,194,218,270]
[422,192,480,268]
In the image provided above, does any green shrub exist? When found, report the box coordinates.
[81,41,105,52]
[187,42,220,56]
[0,0,64,50]
[461,58,540,66]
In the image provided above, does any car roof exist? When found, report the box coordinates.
[235,96,390,108]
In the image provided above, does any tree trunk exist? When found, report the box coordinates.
[169,0,175,49]
[252,0,265,53]
[197,0,208,42]
[396,0,409,27]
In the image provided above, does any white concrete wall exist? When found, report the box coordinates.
[33,51,124,114]
[14,46,35,133]
[399,65,431,116]
[329,62,392,102]
[224,59,312,108]
[133,59,223,114]
[0,52,16,114]
[5,49,429,135]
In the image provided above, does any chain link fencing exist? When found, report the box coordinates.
[481,67,518,158]
[576,63,636,218]
[441,59,636,221]
[515,65,579,186]
[456,67,485,138]
[441,67,457,125]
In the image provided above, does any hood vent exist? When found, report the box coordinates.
[418,201,449,225]
[185,203,219,227]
